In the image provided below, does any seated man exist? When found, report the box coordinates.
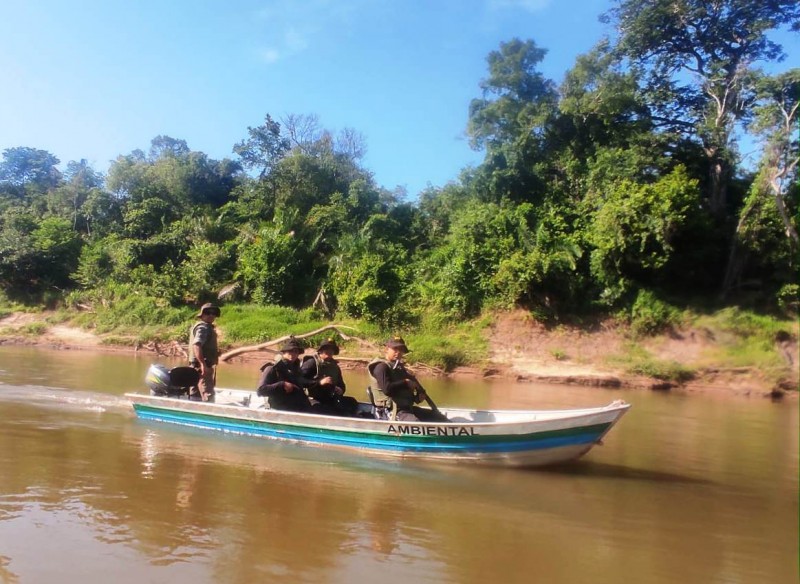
[367,336,448,422]
[256,337,318,413]
[300,338,359,416]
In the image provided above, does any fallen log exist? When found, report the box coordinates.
[219,324,363,362]
[218,326,447,377]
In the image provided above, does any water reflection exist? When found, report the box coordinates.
[139,430,159,479]
[0,554,18,584]
[114,422,569,581]
[542,461,714,485]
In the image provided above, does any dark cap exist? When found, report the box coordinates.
[197,303,221,318]
[279,337,305,353]
[385,336,410,354]
[317,338,340,355]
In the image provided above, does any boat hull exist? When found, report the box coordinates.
[126,390,630,468]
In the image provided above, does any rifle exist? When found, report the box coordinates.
[392,360,442,416]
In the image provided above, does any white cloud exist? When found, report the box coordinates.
[487,0,551,12]
[259,48,280,64]
[253,0,364,65]
[284,28,308,53]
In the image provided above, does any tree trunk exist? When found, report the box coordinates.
[768,169,799,254]
[720,197,756,300]
[708,157,729,219]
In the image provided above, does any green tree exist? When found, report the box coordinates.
[235,210,305,305]
[0,208,38,293]
[468,38,557,149]
[417,183,475,245]
[749,69,800,250]
[108,137,240,209]
[554,41,659,201]
[178,241,231,303]
[0,211,81,298]
[0,147,62,197]
[72,238,117,288]
[327,229,409,325]
[30,217,82,289]
[415,201,579,318]
[46,160,105,231]
[148,135,190,160]
[467,38,559,203]
[721,171,796,300]
[303,179,383,259]
[604,0,800,217]
[122,198,176,239]
[588,165,704,302]
[722,69,800,298]
[233,114,290,179]
[80,189,123,238]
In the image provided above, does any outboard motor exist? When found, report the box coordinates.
[145,364,200,397]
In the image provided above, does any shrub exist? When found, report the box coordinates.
[629,290,679,336]
[19,322,47,336]
[404,335,469,371]
[777,283,799,315]
[628,360,695,383]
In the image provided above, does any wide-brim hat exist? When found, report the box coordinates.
[279,337,305,353]
[385,336,410,354]
[197,303,221,318]
[317,338,340,355]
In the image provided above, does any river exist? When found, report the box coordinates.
[0,346,796,583]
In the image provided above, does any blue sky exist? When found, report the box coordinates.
[1,1,797,197]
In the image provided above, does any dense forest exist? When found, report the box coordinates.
[1,1,798,333]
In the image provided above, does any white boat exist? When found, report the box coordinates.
[126,384,630,468]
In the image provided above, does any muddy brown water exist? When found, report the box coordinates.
[0,346,796,583]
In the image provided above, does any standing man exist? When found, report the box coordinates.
[368,336,448,422]
[189,303,220,402]
[301,338,359,416]
[256,337,318,412]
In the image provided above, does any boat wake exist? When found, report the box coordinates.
[0,383,132,414]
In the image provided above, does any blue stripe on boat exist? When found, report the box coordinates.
[133,404,609,454]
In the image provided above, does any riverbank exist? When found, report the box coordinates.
[483,311,798,398]
[0,309,796,399]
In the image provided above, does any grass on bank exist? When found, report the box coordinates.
[611,304,797,385]
[692,308,796,383]
[0,298,41,321]
[607,342,697,383]
[0,322,48,337]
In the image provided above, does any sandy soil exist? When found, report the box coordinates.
[1,310,796,399]
[485,311,625,379]
[482,310,798,397]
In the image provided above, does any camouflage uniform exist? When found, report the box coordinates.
[368,358,447,422]
[189,304,220,402]
[256,357,314,413]
[301,353,358,416]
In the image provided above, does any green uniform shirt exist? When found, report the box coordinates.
[190,321,219,366]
